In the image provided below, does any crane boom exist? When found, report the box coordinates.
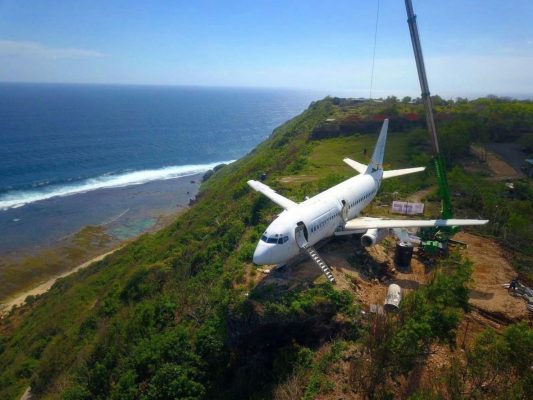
[404,0,453,219]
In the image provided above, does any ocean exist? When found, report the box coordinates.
[0,83,315,254]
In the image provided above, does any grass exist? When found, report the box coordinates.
[275,131,439,217]
[281,132,430,183]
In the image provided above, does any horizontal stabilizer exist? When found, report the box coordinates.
[382,167,426,179]
[344,216,488,230]
[247,180,298,210]
[343,158,367,174]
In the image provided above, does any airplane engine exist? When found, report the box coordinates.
[361,228,388,247]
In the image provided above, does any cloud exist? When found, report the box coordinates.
[0,39,104,59]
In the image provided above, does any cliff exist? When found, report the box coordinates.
[1,96,532,400]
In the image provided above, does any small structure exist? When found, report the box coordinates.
[384,284,402,312]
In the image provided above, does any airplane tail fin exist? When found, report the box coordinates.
[365,119,388,174]
[343,119,425,179]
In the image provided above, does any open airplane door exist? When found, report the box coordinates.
[341,200,349,222]
[295,222,308,248]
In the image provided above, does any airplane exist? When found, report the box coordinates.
[248,119,488,282]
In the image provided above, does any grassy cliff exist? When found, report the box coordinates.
[0,96,532,399]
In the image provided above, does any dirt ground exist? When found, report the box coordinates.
[456,231,529,321]
[279,175,318,184]
[258,230,529,324]
[255,232,530,399]
[258,236,430,314]
[471,145,523,180]
[406,186,435,203]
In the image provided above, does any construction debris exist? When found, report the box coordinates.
[384,283,402,312]
[504,279,533,312]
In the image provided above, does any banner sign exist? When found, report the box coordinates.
[391,201,424,215]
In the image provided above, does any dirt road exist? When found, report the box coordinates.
[471,144,523,180]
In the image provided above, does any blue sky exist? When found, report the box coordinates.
[0,0,532,97]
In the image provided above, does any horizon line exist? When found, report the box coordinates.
[0,80,532,101]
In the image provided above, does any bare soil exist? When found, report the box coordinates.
[256,231,530,399]
[406,186,435,203]
[471,144,523,180]
[456,231,529,321]
[256,231,528,324]
[279,175,318,184]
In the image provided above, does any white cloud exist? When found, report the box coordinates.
[0,39,104,59]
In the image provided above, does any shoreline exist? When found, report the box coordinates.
[0,248,120,318]
[0,173,204,255]
[0,202,193,319]
[0,173,204,314]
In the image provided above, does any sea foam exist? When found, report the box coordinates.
[0,161,234,211]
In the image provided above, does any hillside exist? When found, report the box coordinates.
[0,96,532,400]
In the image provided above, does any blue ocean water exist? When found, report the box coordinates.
[0,83,317,254]
[0,83,315,209]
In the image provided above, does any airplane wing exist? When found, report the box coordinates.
[382,167,425,179]
[343,158,367,174]
[344,216,488,230]
[247,180,298,210]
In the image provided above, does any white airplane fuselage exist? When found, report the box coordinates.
[251,119,487,269]
[253,170,381,265]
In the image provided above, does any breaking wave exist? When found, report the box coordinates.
[0,161,234,211]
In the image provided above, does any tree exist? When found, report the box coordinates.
[145,363,205,400]
[384,95,398,104]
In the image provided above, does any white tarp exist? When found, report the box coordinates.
[391,201,424,215]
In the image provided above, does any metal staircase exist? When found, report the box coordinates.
[304,245,336,283]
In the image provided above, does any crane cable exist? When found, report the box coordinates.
[369,0,380,99]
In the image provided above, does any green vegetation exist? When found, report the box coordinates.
[346,255,472,399]
[410,322,533,399]
[0,96,532,399]
[0,225,116,302]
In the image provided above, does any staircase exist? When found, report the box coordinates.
[304,245,336,283]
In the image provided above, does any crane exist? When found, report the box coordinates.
[404,0,455,246]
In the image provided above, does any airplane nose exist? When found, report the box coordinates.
[253,243,271,265]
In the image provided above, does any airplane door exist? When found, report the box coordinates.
[295,222,308,248]
[341,200,349,222]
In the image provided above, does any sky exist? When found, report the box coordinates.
[0,0,532,98]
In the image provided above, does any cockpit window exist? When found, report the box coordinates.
[261,233,289,245]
